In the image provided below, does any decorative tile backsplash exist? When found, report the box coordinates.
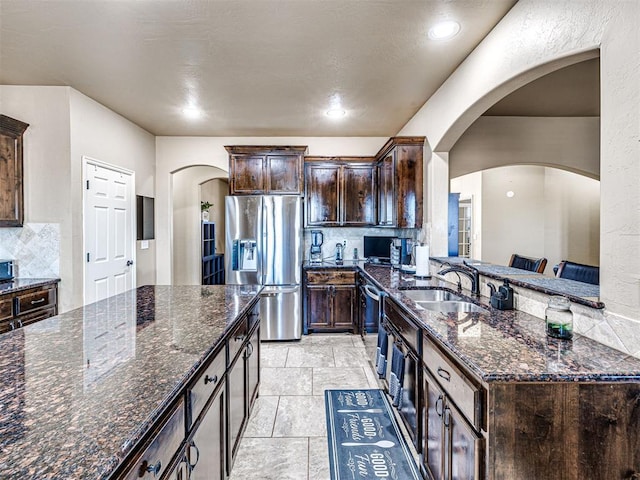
[0,223,60,278]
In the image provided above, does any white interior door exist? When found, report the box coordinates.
[84,157,136,305]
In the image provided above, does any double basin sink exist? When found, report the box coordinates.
[400,288,487,313]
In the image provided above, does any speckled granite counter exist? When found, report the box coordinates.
[431,256,603,308]
[0,277,60,294]
[0,284,261,479]
[356,264,640,384]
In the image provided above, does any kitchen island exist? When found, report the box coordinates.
[0,284,261,479]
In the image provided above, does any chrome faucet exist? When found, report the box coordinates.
[437,260,481,296]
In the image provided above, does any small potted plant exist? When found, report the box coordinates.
[201,201,213,221]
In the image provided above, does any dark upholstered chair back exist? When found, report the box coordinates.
[555,260,600,285]
[509,254,547,274]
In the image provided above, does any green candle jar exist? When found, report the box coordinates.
[545,296,573,340]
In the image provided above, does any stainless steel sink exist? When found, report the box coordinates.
[415,300,487,313]
[401,289,463,302]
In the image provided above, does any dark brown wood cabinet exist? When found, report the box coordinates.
[0,281,59,334]
[0,115,29,227]
[226,145,307,195]
[304,269,358,333]
[375,137,424,228]
[305,157,376,227]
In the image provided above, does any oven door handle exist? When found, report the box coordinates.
[363,284,381,302]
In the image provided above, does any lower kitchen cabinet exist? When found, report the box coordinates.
[422,366,483,480]
[304,269,357,333]
[0,281,58,333]
[188,384,225,480]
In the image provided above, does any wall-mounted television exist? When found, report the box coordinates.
[136,195,155,240]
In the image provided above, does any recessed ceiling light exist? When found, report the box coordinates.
[428,20,460,40]
[506,190,515,198]
[182,106,202,119]
[326,108,347,118]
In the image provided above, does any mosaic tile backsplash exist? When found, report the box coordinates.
[0,223,60,278]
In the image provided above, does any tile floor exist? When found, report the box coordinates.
[228,333,382,480]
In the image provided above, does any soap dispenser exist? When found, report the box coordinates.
[488,279,514,310]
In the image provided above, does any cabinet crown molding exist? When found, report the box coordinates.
[0,114,29,136]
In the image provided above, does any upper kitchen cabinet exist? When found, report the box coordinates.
[305,157,376,227]
[375,137,425,228]
[0,115,29,227]
[226,145,307,195]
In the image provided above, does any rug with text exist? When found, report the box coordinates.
[324,389,421,480]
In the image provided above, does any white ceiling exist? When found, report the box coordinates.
[0,0,517,137]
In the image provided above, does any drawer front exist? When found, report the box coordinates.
[15,286,56,315]
[124,400,185,480]
[16,306,56,328]
[423,335,482,430]
[385,300,420,353]
[306,270,356,285]
[228,317,248,365]
[189,348,226,426]
[0,297,13,322]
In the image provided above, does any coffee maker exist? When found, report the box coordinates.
[310,230,323,263]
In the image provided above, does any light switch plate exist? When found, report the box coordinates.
[140,240,149,250]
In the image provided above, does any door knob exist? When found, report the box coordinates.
[126,260,134,266]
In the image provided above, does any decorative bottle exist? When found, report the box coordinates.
[545,296,573,340]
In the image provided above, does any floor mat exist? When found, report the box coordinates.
[324,389,421,480]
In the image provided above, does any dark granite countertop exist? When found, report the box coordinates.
[0,277,60,295]
[358,264,640,384]
[431,257,603,308]
[0,284,261,480]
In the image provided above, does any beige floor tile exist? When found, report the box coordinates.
[272,395,327,437]
[312,367,372,395]
[303,333,356,346]
[286,346,336,367]
[308,436,331,480]
[229,437,309,480]
[243,396,279,437]
[261,367,312,395]
[261,345,289,367]
[333,346,371,368]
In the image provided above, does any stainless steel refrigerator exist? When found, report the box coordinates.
[225,195,302,340]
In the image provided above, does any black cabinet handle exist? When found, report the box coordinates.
[437,367,451,382]
[436,395,444,417]
[246,341,254,358]
[31,298,46,305]
[204,374,218,385]
[443,406,451,428]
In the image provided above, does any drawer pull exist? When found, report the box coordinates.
[17,319,23,328]
[246,341,254,358]
[140,460,161,477]
[187,441,200,469]
[437,367,451,382]
[31,298,46,305]
[204,374,218,385]
[436,395,444,417]
[443,406,451,428]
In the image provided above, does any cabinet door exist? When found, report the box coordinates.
[231,155,265,194]
[399,351,420,448]
[444,403,483,480]
[305,164,340,226]
[377,154,395,226]
[332,285,356,331]
[246,326,260,410]
[190,386,225,480]
[0,115,28,227]
[267,155,301,194]
[227,354,246,473]
[342,164,376,226]
[306,285,332,329]
[423,368,446,480]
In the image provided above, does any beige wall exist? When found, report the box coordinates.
[450,116,600,179]
[453,166,600,274]
[200,178,228,255]
[172,166,227,285]
[0,86,156,311]
[398,0,640,329]
[155,137,387,284]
